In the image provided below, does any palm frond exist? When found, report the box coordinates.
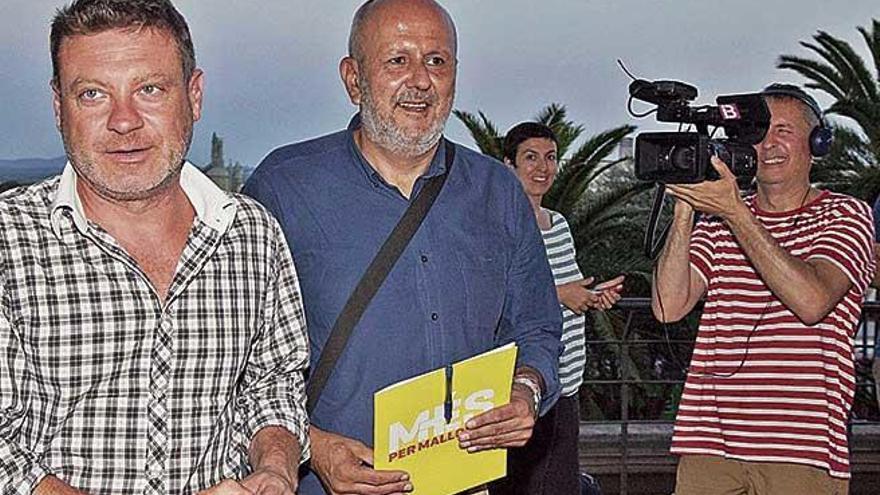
[452,109,503,159]
[534,103,583,158]
[777,55,845,100]
[857,20,880,80]
[813,31,877,100]
[544,125,637,215]
[568,125,637,168]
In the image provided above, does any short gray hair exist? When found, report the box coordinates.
[764,95,820,130]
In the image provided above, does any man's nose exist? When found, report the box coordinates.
[406,62,432,91]
[106,96,145,134]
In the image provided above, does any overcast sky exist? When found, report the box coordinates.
[2,0,878,167]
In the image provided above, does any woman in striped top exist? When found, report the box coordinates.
[492,122,624,495]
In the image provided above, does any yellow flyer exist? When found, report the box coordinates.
[373,343,518,495]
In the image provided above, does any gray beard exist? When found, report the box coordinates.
[358,77,448,157]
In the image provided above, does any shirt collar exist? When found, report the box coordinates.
[50,161,237,238]
[50,163,89,237]
[345,113,449,187]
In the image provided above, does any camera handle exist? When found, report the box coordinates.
[644,183,671,259]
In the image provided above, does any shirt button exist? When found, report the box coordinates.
[421,255,429,263]
[431,312,439,321]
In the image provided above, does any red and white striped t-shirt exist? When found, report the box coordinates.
[671,190,875,478]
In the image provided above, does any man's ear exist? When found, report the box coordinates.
[339,56,362,105]
[51,79,62,131]
[188,68,205,122]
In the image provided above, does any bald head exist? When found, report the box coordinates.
[339,0,458,158]
[348,0,458,63]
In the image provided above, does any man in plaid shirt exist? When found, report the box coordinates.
[0,1,309,494]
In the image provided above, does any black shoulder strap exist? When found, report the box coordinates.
[306,140,456,414]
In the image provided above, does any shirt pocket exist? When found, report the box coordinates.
[457,252,507,332]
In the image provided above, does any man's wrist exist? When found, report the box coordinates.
[513,376,541,418]
[721,196,750,225]
[673,199,694,221]
[250,426,300,484]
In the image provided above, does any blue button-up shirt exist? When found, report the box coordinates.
[243,118,561,491]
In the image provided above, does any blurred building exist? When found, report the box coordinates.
[202,132,245,192]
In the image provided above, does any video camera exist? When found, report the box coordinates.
[630,79,770,184]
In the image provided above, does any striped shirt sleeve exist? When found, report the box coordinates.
[807,198,875,292]
[689,215,718,286]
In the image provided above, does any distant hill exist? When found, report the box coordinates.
[0,157,66,185]
[0,156,255,189]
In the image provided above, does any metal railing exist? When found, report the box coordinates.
[579,298,880,495]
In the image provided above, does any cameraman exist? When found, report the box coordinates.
[652,84,875,495]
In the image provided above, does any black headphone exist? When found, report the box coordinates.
[761,83,833,157]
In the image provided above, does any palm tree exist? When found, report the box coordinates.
[777,19,880,201]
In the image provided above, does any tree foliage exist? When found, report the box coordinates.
[778,18,880,201]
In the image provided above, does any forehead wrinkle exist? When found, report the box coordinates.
[768,98,816,130]
[59,31,182,84]
[133,72,175,85]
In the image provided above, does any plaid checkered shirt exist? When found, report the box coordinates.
[0,163,310,494]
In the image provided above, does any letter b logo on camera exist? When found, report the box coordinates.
[720,104,741,120]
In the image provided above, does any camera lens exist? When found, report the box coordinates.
[670,145,696,171]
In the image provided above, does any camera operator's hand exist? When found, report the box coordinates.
[666,156,749,222]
